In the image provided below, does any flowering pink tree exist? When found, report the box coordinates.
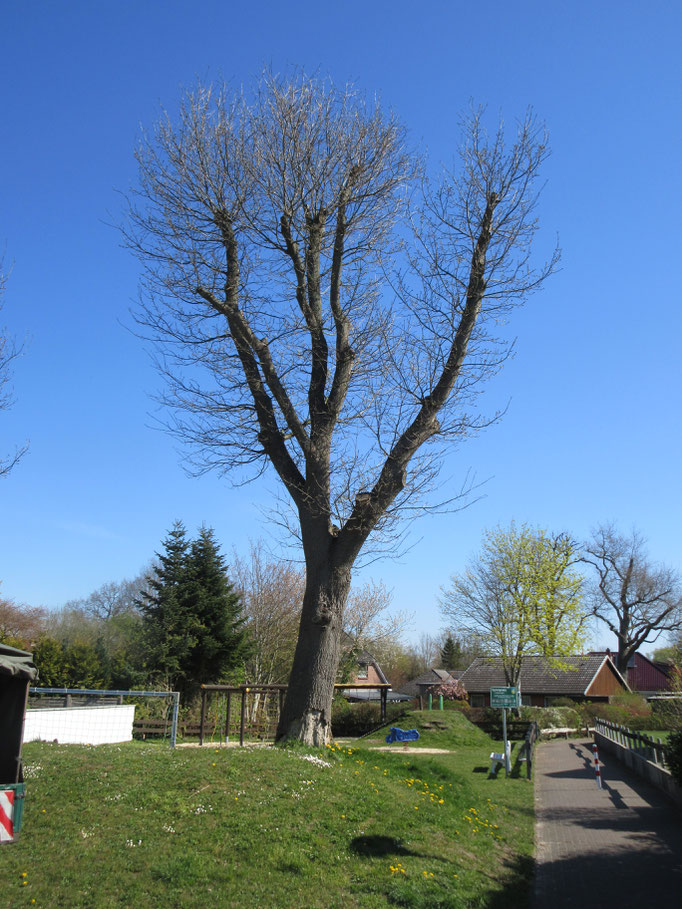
[428,681,468,701]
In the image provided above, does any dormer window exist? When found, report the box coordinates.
[357,663,369,680]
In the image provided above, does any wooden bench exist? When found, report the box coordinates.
[540,727,578,739]
[133,719,169,738]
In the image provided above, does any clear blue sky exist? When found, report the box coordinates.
[1,1,681,648]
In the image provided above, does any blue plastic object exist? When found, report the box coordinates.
[385,727,420,744]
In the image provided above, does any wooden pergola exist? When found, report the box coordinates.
[199,682,392,746]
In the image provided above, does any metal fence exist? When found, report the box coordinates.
[593,717,668,769]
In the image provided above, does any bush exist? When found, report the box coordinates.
[519,706,582,729]
[666,729,682,786]
[651,697,682,730]
[582,695,652,731]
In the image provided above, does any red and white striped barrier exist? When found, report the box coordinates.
[0,789,16,843]
[592,743,602,789]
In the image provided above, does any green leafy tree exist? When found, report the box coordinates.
[440,523,588,686]
[31,637,106,689]
[32,637,65,687]
[62,641,106,689]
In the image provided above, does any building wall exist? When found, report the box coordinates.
[627,656,671,694]
[585,663,626,698]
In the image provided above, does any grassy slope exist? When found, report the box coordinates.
[3,711,534,909]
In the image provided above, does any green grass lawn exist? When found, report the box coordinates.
[4,711,535,909]
[638,730,671,743]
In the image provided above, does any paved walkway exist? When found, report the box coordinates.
[533,739,682,907]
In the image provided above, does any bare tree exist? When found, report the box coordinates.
[583,524,682,674]
[231,541,304,686]
[0,593,46,647]
[64,568,154,622]
[124,72,558,744]
[0,265,28,477]
[342,581,411,652]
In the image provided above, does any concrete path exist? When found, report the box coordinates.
[532,739,682,907]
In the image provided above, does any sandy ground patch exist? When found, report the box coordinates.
[368,746,453,753]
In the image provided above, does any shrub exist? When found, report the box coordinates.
[519,706,582,729]
[651,697,682,730]
[578,693,654,730]
[665,729,682,786]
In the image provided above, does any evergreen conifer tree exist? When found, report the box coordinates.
[139,522,249,701]
[183,526,249,699]
[440,634,462,671]
[139,521,199,693]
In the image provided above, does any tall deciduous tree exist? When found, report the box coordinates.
[583,524,682,674]
[440,524,588,686]
[125,72,558,743]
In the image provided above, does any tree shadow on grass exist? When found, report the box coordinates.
[349,835,422,858]
[485,854,535,909]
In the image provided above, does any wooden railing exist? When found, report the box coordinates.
[593,717,668,768]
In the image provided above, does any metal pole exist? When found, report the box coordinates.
[381,687,387,723]
[199,689,207,746]
[225,692,231,743]
[502,708,510,777]
[170,693,179,749]
[240,688,247,747]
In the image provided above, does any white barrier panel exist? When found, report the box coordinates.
[23,705,136,745]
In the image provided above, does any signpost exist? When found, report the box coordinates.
[490,686,520,776]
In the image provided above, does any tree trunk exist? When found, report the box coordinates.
[276,554,352,745]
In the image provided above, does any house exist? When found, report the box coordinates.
[458,655,629,707]
[342,648,411,703]
[397,668,460,702]
[593,650,673,698]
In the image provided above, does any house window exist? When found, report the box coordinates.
[521,694,533,707]
[470,694,485,707]
[357,663,369,680]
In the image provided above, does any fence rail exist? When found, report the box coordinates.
[593,717,668,769]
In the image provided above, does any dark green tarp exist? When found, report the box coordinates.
[0,643,38,681]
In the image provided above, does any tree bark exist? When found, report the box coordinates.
[276,545,352,745]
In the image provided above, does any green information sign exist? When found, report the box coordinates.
[490,686,519,708]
